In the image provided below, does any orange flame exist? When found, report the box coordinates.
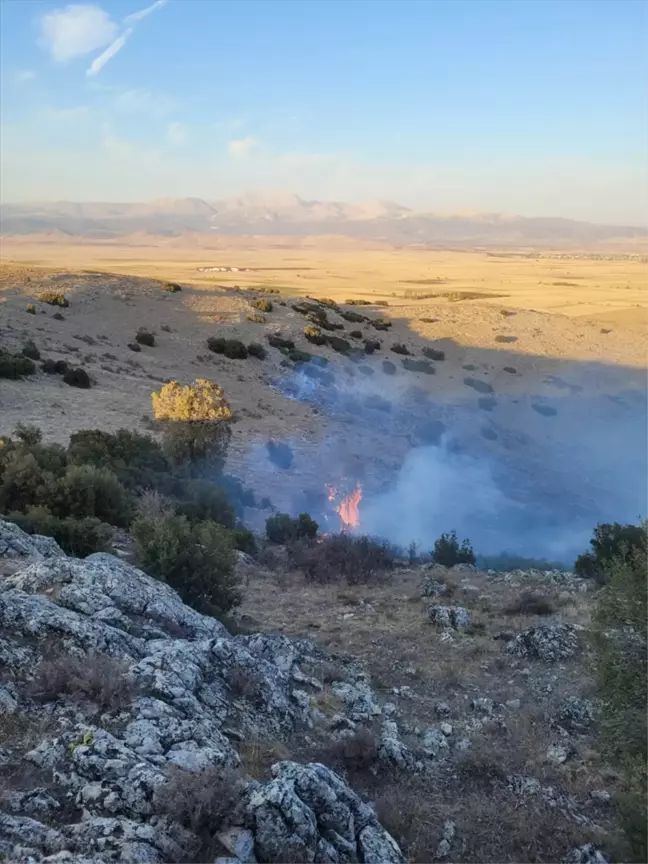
[326,482,362,530]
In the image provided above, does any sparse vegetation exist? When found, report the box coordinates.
[21,340,40,361]
[250,297,273,312]
[246,310,266,323]
[345,298,372,306]
[135,328,155,347]
[391,343,410,355]
[402,357,435,374]
[504,591,555,616]
[63,366,91,388]
[26,303,36,314]
[29,653,136,712]
[290,533,394,584]
[163,282,182,292]
[266,512,318,544]
[372,317,392,331]
[37,291,69,307]
[288,347,313,363]
[340,310,367,323]
[0,350,36,379]
[433,530,475,567]
[247,342,267,359]
[128,341,142,352]
[327,335,351,354]
[267,334,295,351]
[304,325,327,345]
[422,346,445,361]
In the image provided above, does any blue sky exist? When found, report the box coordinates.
[0,0,646,223]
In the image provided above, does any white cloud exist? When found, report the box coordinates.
[124,0,167,24]
[100,123,133,158]
[45,106,89,121]
[114,88,176,116]
[228,136,258,158]
[15,69,37,84]
[40,4,117,62]
[86,28,132,76]
[167,121,188,145]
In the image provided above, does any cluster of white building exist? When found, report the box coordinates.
[197,266,252,273]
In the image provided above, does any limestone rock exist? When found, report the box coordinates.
[428,605,471,629]
[504,623,580,662]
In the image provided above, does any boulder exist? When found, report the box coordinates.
[428,605,471,629]
[504,624,580,662]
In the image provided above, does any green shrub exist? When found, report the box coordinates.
[63,366,91,388]
[402,358,435,374]
[224,340,248,359]
[163,282,182,292]
[591,525,647,860]
[0,351,36,379]
[175,479,235,528]
[422,346,446,361]
[41,359,58,374]
[67,428,168,490]
[22,340,40,361]
[315,297,338,309]
[162,420,232,470]
[288,348,312,363]
[327,336,351,354]
[266,512,318,544]
[251,298,273,313]
[206,336,227,354]
[8,507,112,557]
[364,339,381,354]
[340,310,366,323]
[304,325,327,345]
[135,329,155,347]
[391,343,410,355]
[128,342,142,352]
[267,334,295,352]
[57,464,133,527]
[14,423,42,447]
[26,304,36,315]
[247,342,267,359]
[350,330,363,339]
[575,522,646,584]
[371,317,392,331]
[53,312,65,321]
[132,514,240,615]
[37,291,69,307]
[233,526,257,554]
[433,530,475,567]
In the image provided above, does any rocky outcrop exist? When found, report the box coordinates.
[504,623,580,662]
[0,520,403,863]
[428,605,471,629]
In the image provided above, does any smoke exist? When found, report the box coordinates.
[236,356,647,564]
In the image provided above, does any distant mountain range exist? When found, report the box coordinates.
[1,193,645,248]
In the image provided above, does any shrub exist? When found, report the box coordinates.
[14,423,42,447]
[267,334,295,351]
[29,653,135,711]
[246,310,266,324]
[291,533,394,584]
[54,359,69,374]
[304,325,327,345]
[9,507,112,557]
[591,525,647,860]
[135,328,155,347]
[433,530,475,567]
[67,428,168,490]
[340,310,367,323]
[58,464,133,527]
[315,297,338,309]
[22,340,40,361]
[128,342,141,352]
[422,346,446,361]
[391,343,410,355]
[233,526,257,554]
[26,304,36,314]
[504,591,555,616]
[162,421,232,469]
[247,342,267,360]
[402,358,435,374]
[175,479,235,528]
[206,336,226,354]
[266,512,318,544]
[251,297,273,312]
[0,351,36,379]
[41,358,58,374]
[372,317,392,330]
[364,338,381,354]
[37,291,68,307]
[350,330,363,339]
[132,513,240,614]
[345,298,371,306]
[327,336,351,354]
[163,282,182,292]
[326,726,379,773]
[382,360,396,375]
[266,440,293,469]
[223,339,248,359]
[52,312,65,320]
[288,348,312,363]
[63,367,91,388]
[575,522,646,584]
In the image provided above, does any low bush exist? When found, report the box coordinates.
[266,511,318,544]
[504,591,555,616]
[304,325,327,345]
[58,463,133,526]
[37,291,68,307]
[175,479,235,529]
[22,340,40,361]
[232,526,257,554]
[574,522,646,584]
[246,310,266,324]
[350,330,363,339]
[63,367,91,388]
[325,726,380,773]
[364,338,381,354]
[391,343,410,355]
[267,334,295,351]
[345,298,371,306]
[26,304,36,314]
[135,329,155,347]
[402,358,435,374]
[327,335,351,354]
[266,440,293,469]
[288,348,312,363]
[250,297,273,312]
[132,513,240,614]
[52,311,65,320]
[292,533,394,584]
[433,530,475,567]
[163,282,182,292]
[372,318,391,331]
[29,653,135,711]
[223,339,248,359]
[247,342,267,359]
[9,507,113,557]
[0,351,36,379]
[128,342,142,352]
[41,359,57,374]
[340,310,367,323]
[591,524,647,859]
[422,346,446,361]
[315,297,338,309]
[67,427,168,490]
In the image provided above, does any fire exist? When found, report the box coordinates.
[326,482,362,530]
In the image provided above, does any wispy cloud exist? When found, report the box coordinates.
[86,28,133,76]
[114,87,177,116]
[228,136,258,158]
[124,0,167,24]
[14,69,38,84]
[38,2,167,76]
[167,121,188,145]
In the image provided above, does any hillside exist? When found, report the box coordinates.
[2,195,646,249]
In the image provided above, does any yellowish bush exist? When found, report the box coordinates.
[152,379,232,423]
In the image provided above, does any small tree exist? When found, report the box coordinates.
[266,512,318,544]
[432,530,475,567]
[132,513,240,615]
[591,523,647,860]
[575,522,646,584]
[152,379,232,468]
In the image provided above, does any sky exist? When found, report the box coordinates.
[0,0,646,224]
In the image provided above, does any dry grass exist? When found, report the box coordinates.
[28,653,137,712]
[238,736,291,780]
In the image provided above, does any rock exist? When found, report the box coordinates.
[546,742,576,764]
[422,727,449,758]
[440,722,453,736]
[435,701,451,717]
[422,577,448,598]
[563,843,610,863]
[332,679,381,720]
[217,827,257,863]
[471,697,494,715]
[434,820,456,859]
[505,698,521,709]
[589,789,611,803]
[5,789,61,817]
[379,720,416,770]
[553,697,595,734]
[0,519,64,560]
[428,605,471,630]
[504,623,580,662]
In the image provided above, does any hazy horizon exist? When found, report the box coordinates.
[1,0,646,225]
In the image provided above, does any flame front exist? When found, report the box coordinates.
[326,482,362,530]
